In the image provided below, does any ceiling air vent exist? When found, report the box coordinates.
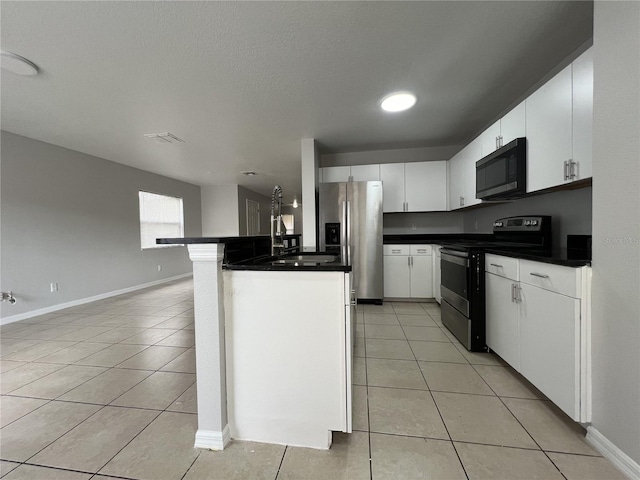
[143,132,185,143]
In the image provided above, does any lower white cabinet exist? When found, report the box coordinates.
[484,254,590,422]
[383,245,433,299]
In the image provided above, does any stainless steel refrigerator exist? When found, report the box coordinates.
[319,181,383,303]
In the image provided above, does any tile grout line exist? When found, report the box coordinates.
[274,445,288,480]
[360,308,374,480]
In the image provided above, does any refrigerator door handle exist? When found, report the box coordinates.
[341,200,348,249]
[346,199,352,247]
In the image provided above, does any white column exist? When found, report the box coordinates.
[301,138,319,248]
[188,243,230,450]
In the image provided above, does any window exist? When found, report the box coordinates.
[139,191,184,249]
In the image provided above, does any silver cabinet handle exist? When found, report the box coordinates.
[495,136,499,150]
[411,256,414,266]
[490,263,503,268]
[511,283,516,302]
[499,135,503,148]
[569,160,577,180]
[460,196,464,207]
[529,272,550,279]
[407,257,410,266]
[516,284,522,303]
[563,161,570,181]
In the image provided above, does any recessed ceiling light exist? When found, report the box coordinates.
[1,51,39,76]
[241,171,257,176]
[380,91,417,112]
[143,132,184,143]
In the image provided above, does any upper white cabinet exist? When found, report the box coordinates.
[405,161,448,212]
[448,139,481,210]
[381,161,448,213]
[320,164,380,183]
[571,48,593,182]
[380,163,406,212]
[526,64,573,193]
[480,102,526,157]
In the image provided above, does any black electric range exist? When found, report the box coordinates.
[440,216,552,351]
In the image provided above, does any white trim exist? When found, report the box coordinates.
[194,425,231,450]
[586,426,640,480]
[0,273,193,325]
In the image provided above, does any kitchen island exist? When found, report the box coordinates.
[157,236,354,450]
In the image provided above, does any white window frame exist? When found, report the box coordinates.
[139,191,185,250]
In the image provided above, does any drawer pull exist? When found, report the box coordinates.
[490,263,503,268]
[529,272,550,279]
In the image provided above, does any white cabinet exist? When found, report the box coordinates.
[572,47,593,182]
[320,164,380,183]
[526,64,574,193]
[433,246,442,304]
[380,163,406,212]
[480,102,527,158]
[519,282,580,419]
[383,244,433,299]
[484,254,591,422]
[448,139,482,210]
[405,161,447,212]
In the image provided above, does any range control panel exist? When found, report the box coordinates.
[492,216,547,231]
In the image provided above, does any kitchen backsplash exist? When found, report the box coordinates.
[383,186,592,249]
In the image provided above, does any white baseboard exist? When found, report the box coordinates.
[587,426,640,479]
[0,273,193,325]
[194,425,231,450]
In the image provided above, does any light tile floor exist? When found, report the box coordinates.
[0,279,628,480]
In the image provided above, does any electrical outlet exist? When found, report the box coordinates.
[157,265,162,272]
[411,223,417,231]
[50,282,58,293]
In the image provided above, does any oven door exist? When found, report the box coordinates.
[440,250,470,317]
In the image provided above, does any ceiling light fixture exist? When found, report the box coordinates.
[380,91,417,112]
[143,132,185,143]
[1,51,39,76]
[292,199,299,208]
[241,171,257,176]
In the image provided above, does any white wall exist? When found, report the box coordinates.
[201,185,239,236]
[591,0,640,468]
[0,131,201,321]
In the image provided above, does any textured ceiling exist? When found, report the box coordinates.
[1,1,593,201]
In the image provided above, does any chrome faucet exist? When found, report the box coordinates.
[271,185,284,256]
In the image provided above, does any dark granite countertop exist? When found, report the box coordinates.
[225,251,351,272]
[485,248,591,267]
[157,236,271,244]
[384,233,494,245]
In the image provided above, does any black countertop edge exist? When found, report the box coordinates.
[157,236,270,244]
[485,248,591,267]
[224,263,351,272]
[384,233,495,245]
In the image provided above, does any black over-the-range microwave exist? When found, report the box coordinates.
[476,137,527,200]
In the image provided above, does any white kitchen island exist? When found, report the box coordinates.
[157,236,354,450]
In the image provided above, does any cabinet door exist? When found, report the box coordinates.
[572,48,593,181]
[380,163,405,213]
[526,65,573,193]
[383,255,410,298]
[462,138,482,208]
[519,283,580,420]
[448,152,465,210]
[480,120,502,157]
[485,273,520,370]
[500,101,526,145]
[350,164,380,181]
[410,255,433,298]
[405,161,447,212]
[322,166,351,183]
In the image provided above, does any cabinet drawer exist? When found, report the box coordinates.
[383,244,410,256]
[519,260,580,298]
[485,254,519,280]
[410,245,432,256]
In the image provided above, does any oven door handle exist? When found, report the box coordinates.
[441,252,470,267]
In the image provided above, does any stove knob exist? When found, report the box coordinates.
[532,220,538,226]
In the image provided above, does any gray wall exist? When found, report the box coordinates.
[237,186,270,235]
[383,212,464,235]
[201,185,239,236]
[0,131,202,320]
[591,1,640,466]
[320,145,461,167]
[462,187,593,249]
